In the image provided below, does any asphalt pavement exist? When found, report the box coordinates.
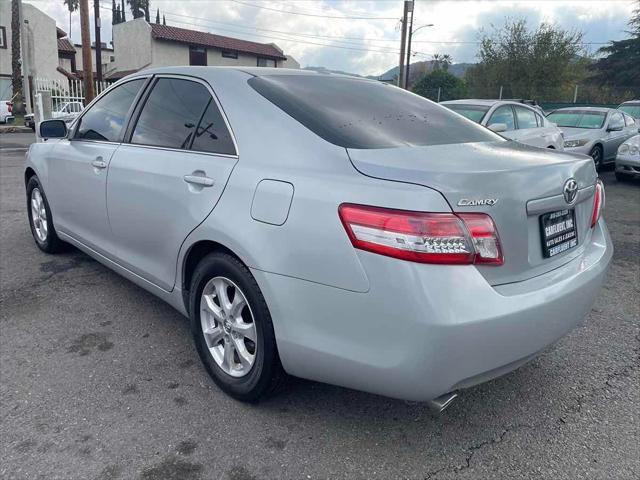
[1,133,638,480]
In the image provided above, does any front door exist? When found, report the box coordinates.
[106,76,238,291]
[48,78,147,252]
[603,112,627,160]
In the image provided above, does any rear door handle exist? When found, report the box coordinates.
[183,175,215,187]
[92,159,107,169]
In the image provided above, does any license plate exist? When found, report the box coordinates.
[540,209,578,258]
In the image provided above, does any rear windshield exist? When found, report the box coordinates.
[618,104,640,119]
[442,104,489,123]
[547,110,606,129]
[248,75,501,149]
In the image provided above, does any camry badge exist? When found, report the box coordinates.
[563,179,578,204]
[457,198,498,207]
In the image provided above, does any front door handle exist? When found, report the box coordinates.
[183,175,214,187]
[92,159,107,169]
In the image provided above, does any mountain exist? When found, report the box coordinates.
[375,61,474,82]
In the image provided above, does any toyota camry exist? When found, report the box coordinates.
[27,67,612,411]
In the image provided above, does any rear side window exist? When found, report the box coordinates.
[514,106,538,129]
[190,99,236,155]
[75,79,145,142]
[488,105,516,131]
[248,75,500,149]
[131,78,210,149]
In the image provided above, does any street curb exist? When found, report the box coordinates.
[0,126,33,134]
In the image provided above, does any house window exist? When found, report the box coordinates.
[189,46,207,66]
[110,55,115,62]
[0,26,7,49]
[221,50,238,59]
[257,57,276,68]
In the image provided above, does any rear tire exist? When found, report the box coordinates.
[589,145,603,170]
[26,176,65,253]
[189,252,286,402]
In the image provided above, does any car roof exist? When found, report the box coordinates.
[125,66,370,81]
[440,99,540,109]
[551,106,614,114]
[620,100,640,105]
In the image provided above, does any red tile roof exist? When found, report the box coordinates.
[150,23,287,61]
[57,38,76,54]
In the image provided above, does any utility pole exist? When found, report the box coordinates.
[397,0,410,89]
[94,0,103,83]
[404,0,414,89]
[79,0,95,103]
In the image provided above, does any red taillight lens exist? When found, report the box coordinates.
[591,179,605,228]
[338,204,503,266]
[6,102,12,113]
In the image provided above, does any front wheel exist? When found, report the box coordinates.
[189,252,286,402]
[589,145,603,170]
[26,176,65,253]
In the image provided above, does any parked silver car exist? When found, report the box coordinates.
[441,99,565,150]
[617,100,640,122]
[27,68,612,409]
[547,107,638,169]
[615,134,640,180]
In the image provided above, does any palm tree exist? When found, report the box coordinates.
[441,54,453,71]
[11,0,24,115]
[431,53,441,71]
[63,0,79,38]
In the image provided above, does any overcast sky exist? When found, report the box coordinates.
[29,0,636,76]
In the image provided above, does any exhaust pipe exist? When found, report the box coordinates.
[428,391,458,414]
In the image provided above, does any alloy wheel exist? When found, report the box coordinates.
[31,188,48,243]
[591,147,602,169]
[200,276,257,377]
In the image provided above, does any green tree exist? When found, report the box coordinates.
[412,69,467,101]
[11,0,24,115]
[127,0,150,22]
[121,0,126,22]
[588,2,640,97]
[155,8,160,24]
[464,19,584,101]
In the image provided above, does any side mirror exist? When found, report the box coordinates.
[488,122,507,133]
[607,125,623,132]
[39,119,68,139]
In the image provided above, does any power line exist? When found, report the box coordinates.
[228,0,399,20]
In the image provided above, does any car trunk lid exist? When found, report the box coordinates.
[347,141,597,285]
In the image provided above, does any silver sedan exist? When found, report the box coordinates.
[547,107,638,169]
[27,67,612,410]
[615,134,640,180]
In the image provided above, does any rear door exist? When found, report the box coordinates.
[106,75,238,291]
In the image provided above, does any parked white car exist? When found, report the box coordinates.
[615,134,640,181]
[0,100,14,123]
[52,101,84,119]
[441,99,564,150]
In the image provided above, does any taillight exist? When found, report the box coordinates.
[591,179,605,228]
[338,204,503,266]
[6,102,12,113]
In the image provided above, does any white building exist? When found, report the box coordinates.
[0,2,66,102]
[110,19,299,79]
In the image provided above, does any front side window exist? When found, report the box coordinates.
[249,75,501,149]
[443,104,489,123]
[514,106,538,129]
[488,105,516,131]
[131,78,210,149]
[75,78,145,142]
[608,112,624,130]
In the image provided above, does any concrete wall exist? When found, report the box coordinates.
[112,18,152,72]
[151,40,188,67]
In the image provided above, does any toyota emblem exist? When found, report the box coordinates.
[563,179,578,204]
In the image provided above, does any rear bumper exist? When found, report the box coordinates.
[253,219,612,401]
